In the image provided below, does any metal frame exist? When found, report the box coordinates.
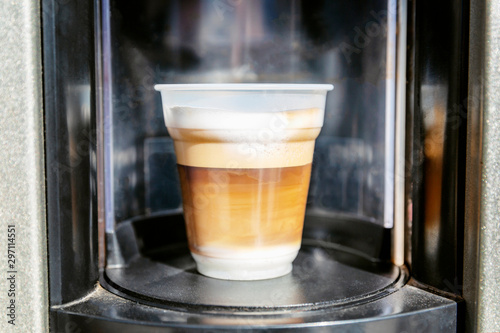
[464,0,500,331]
[0,0,48,332]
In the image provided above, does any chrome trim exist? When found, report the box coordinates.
[384,0,398,229]
[102,0,115,234]
[393,0,408,266]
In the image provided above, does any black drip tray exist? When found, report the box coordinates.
[104,213,404,314]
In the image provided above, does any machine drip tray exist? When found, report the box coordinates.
[103,213,405,314]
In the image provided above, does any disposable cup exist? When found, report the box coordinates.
[154,83,333,280]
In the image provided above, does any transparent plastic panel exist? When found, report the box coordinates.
[102,0,397,233]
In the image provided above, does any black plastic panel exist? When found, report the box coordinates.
[50,283,457,332]
[409,0,468,292]
[42,0,99,304]
[103,214,399,313]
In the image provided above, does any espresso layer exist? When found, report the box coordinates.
[178,164,312,257]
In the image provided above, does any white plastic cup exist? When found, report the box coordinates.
[154,83,333,280]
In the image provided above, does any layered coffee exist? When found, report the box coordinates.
[167,106,321,269]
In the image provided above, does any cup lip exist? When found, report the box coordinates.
[154,83,334,92]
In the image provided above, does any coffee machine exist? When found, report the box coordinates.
[1,0,499,332]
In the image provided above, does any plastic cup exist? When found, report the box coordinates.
[154,83,333,280]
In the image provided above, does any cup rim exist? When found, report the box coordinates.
[154,83,334,92]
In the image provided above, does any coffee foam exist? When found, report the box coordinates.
[164,106,324,130]
[166,107,323,169]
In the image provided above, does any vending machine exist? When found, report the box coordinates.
[1,0,498,332]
